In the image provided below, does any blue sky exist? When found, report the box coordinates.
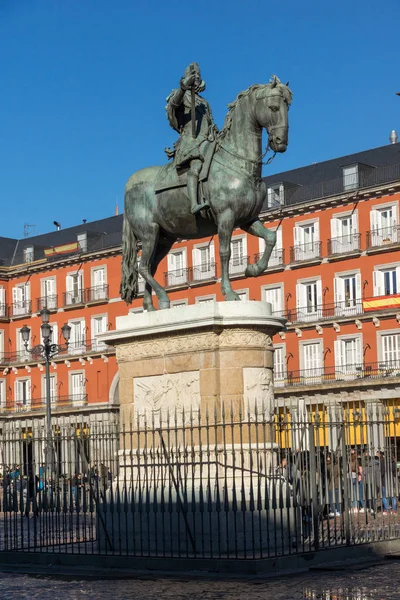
[1,0,399,239]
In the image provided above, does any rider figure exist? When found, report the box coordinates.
[166,63,218,214]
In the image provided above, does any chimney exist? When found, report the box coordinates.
[389,130,398,144]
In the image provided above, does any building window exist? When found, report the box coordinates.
[91,315,107,351]
[301,341,323,380]
[230,236,247,274]
[40,277,57,310]
[263,284,284,316]
[77,232,87,252]
[343,165,359,191]
[65,272,83,305]
[15,378,31,410]
[0,379,5,409]
[68,319,86,355]
[42,374,57,405]
[330,212,359,253]
[373,266,400,297]
[167,250,187,286]
[0,329,4,361]
[334,272,362,315]
[129,307,144,315]
[267,184,284,207]
[192,243,215,281]
[23,246,34,263]
[91,267,107,300]
[296,279,322,321]
[370,204,398,246]
[70,371,86,403]
[380,333,400,367]
[41,323,58,346]
[274,345,286,387]
[137,259,145,294]
[196,295,216,304]
[293,221,320,261]
[171,299,188,308]
[334,336,362,378]
[16,328,30,362]
[0,286,5,317]
[12,283,30,316]
[259,226,283,267]
[236,289,249,301]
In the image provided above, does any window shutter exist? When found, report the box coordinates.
[50,323,58,344]
[373,270,383,297]
[259,237,266,253]
[314,220,320,242]
[355,273,362,301]
[351,211,359,233]
[334,340,344,373]
[395,267,400,294]
[331,218,339,240]
[12,287,18,304]
[355,337,362,368]
[294,225,301,246]
[66,275,73,292]
[276,227,283,249]
[0,287,5,305]
[370,209,379,232]
[296,283,303,310]
[316,279,323,307]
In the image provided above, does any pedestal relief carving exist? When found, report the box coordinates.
[134,371,200,426]
[243,367,275,422]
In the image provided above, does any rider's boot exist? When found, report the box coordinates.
[188,172,209,214]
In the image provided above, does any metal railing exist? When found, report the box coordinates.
[0,339,114,366]
[290,241,322,263]
[262,161,400,211]
[11,394,88,413]
[281,360,400,387]
[229,254,249,275]
[327,233,362,255]
[86,285,109,303]
[36,295,58,312]
[10,300,32,317]
[63,289,85,307]
[253,248,285,268]
[164,268,190,288]
[0,399,400,560]
[190,262,217,282]
[0,304,7,318]
[366,225,400,249]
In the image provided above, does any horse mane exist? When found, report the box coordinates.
[218,78,293,142]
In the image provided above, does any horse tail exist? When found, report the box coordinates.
[120,207,138,304]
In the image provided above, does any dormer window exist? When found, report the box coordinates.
[23,246,34,263]
[343,164,359,191]
[267,184,284,207]
[77,232,87,252]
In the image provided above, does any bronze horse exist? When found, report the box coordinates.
[121,77,292,309]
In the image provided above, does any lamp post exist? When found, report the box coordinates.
[21,309,71,475]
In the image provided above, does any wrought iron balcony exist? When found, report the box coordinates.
[86,285,109,303]
[0,350,32,365]
[280,361,400,388]
[11,300,32,317]
[327,233,362,256]
[37,295,58,312]
[190,262,217,282]
[366,225,400,249]
[229,255,249,275]
[13,394,88,413]
[290,241,322,263]
[0,304,8,319]
[62,290,85,307]
[253,248,285,268]
[164,268,190,288]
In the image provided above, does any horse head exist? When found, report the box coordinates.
[254,76,292,153]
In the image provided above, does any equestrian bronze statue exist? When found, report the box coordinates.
[120,64,292,310]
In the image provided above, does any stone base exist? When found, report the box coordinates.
[100,301,285,429]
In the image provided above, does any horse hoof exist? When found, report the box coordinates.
[159,300,170,310]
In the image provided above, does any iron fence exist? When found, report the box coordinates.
[0,398,400,559]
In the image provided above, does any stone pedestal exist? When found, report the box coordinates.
[97,302,294,555]
[100,301,285,432]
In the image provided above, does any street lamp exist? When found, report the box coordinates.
[21,310,71,474]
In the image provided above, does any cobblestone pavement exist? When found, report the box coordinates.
[1,561,400,599]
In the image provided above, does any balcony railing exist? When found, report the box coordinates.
[0,304,7,318]
[138,276,146,295]
[13,394,88,413]
[11,300,32,317]
[0,339,114,366]
[290,241,322,263]
[190,262,217,282]
[0,350,31,365]
[37,295,58,311]
[280,361,400,388]
[229,255,249,275]
[366,225,400,249]
[63,290,85,307]
[327,233,361,256]
[253,248,285,268]
[86,284,109,303]
[164,268,190,288]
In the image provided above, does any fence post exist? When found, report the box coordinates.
[340,427,351,545]
[308,422,319,551]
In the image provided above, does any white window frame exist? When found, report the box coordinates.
[129,306,144,315]
[65,270,84,305]
[258,225,283,267]
[69,370,86,404]
[91,265,108,300]
[262,283,284,316]
[330,210,359,253]
[0,286,5,317]
[167,248,187,286]
[68,318,86,355]
[267,184,284,207]
[195,294,216,304]
[171,299,189,308]
[41,373,57,405]
[333,270,362,315]
[273,344,286,387]
[230,235,247,274]
[300,339,323,382]
[23,246,34,263]
[12,282,30,316]
[235,288,249,301]
[373,263,400,297]
[192,242,215,281]
[370,202,398,247]
[91,313,108,351]
[296,277,322,321]
[334,334,363,379]
[377,329,400,369]
[0,330,4,362]
[40,276,57,310]
[343,164,359,191]
[0,378,6,409]
[293,219,320,261]
[15,377,31,410]
[77,232,87,252]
